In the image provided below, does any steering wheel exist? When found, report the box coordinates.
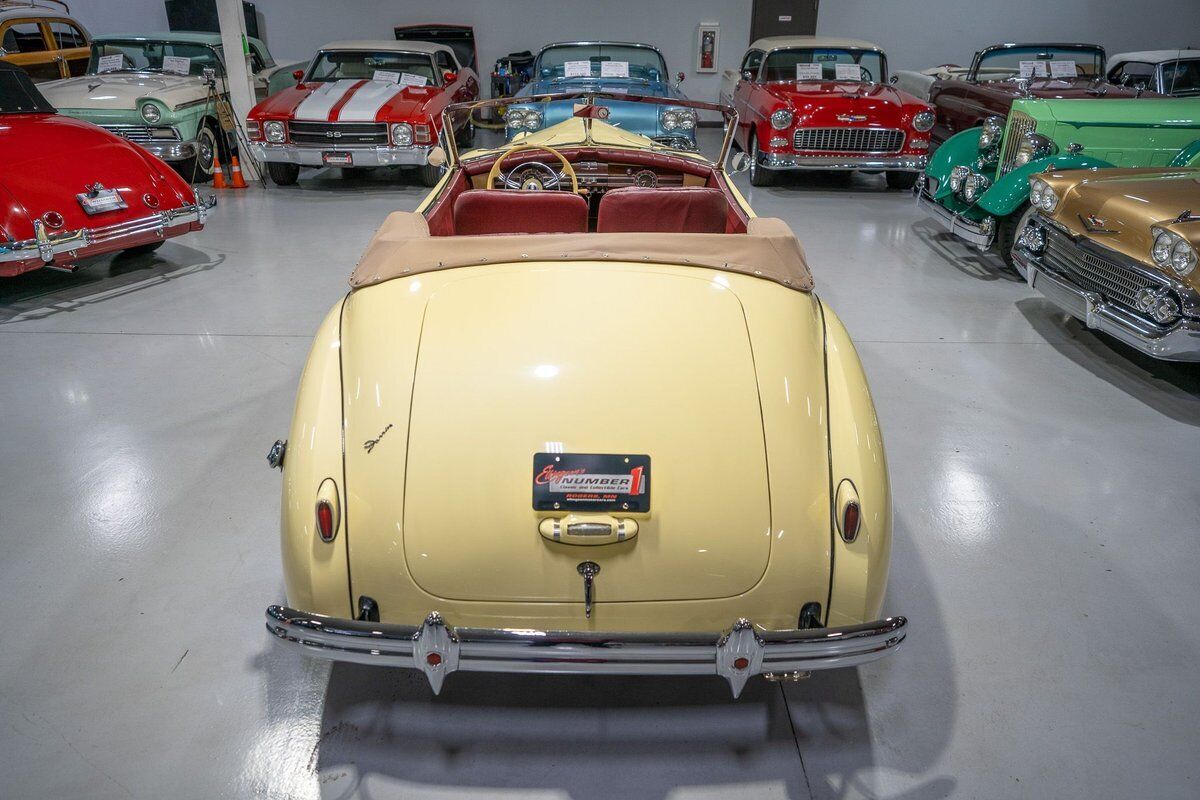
[487,144,580,193]
[858,65,874,82]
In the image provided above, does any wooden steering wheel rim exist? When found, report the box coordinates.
[486,143,580,194]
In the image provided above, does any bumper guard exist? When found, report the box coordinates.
[913,181,995,248]
[265,605,907,698]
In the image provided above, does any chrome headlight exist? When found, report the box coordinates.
[140,102,162,124]
[1028,177,1057,212]
[912,110,935,133]
[1014,132,1055,167]
[505,107,542,131]
[948,165,970,193]
[660,108,697,131]
[978,116,1004,150]
[263,120,285,143]
[962,173,991,203]
[390,122,413,146]
[770,108,794,130]
[1151,228,1198,276]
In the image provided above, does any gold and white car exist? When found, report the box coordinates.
[264,95,906,697]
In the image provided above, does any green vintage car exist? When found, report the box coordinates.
[915,97,1200,267]
[39,32,280,183]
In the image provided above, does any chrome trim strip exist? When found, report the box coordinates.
[914,185,995,248]
[0,192,214,265]
[760,153,927,171]
[265,605,907,698]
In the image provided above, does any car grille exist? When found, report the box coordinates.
[998,111,1036,177]
[288,121,388,146]
[1042,227,1169,316]
[101,125,181,144]
[792,127,904,153]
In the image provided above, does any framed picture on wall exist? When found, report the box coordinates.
[696,23,719,73]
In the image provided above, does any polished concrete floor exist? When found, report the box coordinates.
[2,129,1198,800]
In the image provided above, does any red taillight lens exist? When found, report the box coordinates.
[841,500,861,543]
[426,653,443,666]
[316,500,335,542]
[414,124,431,145]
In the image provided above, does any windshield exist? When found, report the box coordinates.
[0,68,55,114]
[1163,59,1200,96]
[87,41,224,77]
[975,45,1103,81]
[761,48,886,83]
[306,51,438,85]
[535,44,667,82]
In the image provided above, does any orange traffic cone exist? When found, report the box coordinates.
[211,153,228,189]
[229,155,248,189]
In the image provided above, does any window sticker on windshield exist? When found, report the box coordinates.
[373,69,401,83]
[834,63,861,81]
[564,60,591,78]
[1049,60,1077,78]
[796,63,822,81]
[600,60,629,78]
[162,56,191,75]
[97,54,124,73]
[1019,60,1049,78]
[399,72,428,87]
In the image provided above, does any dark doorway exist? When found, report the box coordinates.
[750,0,819,43]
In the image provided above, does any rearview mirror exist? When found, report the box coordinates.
[426,145,447,167]
[730,151,752,173]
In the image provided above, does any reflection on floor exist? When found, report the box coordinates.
[1,128,1197,800]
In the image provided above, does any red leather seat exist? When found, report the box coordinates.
[596,187,728,234]
[453,190,589,235]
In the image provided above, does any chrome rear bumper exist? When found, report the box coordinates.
[265,605,907,698]
[759,153,927,171]
[0,191,214,266]
[913,182,995,248]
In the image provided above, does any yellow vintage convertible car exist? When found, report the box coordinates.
[264,95,905,697]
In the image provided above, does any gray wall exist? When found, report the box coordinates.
[817,0,1200,72]
[66,0,1200,97]
[68,0,752,103]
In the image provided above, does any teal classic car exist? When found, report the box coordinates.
[39,32,280,182]
[915,97,1200,267]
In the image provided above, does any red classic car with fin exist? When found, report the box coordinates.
[0,61,210,278]
[927,43,1159,146]
[246,39,479,187]
[722,36,934,189]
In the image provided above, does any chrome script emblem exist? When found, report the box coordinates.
[324,130,342,139]
[836,114,867,123]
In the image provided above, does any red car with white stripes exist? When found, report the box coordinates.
[246,40,478,186]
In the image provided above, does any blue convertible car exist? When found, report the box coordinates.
[504,41,697,149]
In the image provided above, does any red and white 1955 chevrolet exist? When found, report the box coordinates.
[721,36,935,189]
[246,40,479,187]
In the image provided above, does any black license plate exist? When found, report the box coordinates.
[533,452,650,512]
[322,151,353,166]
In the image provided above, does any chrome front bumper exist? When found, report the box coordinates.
[0,191,214,266]
[265,606,907,698]
[1015,246,1200,361]
[248,142,433,168]
[913,180,995,248]
[758,152,928,172]
[142,141,199,163]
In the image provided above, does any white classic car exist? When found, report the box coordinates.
[1107,50,1200,97]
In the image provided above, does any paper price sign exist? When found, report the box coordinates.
[1019,60,1049,78]
[563,60,591,78]
[162,56,191,75]
[97,54,124,73]
[834,63,862,81]
[399,72,428,87]
[373,70,401,84]
[796,63,822,81]
[600,60,629,78]
[1049,61,1077,78]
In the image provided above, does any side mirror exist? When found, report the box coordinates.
[730,151,752,173]
[443,71,457,84]
[889,75,898,85]
[741,69,754,82]
[292,69,304,82]
[426,145,447,167]
[676,71,686,83]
